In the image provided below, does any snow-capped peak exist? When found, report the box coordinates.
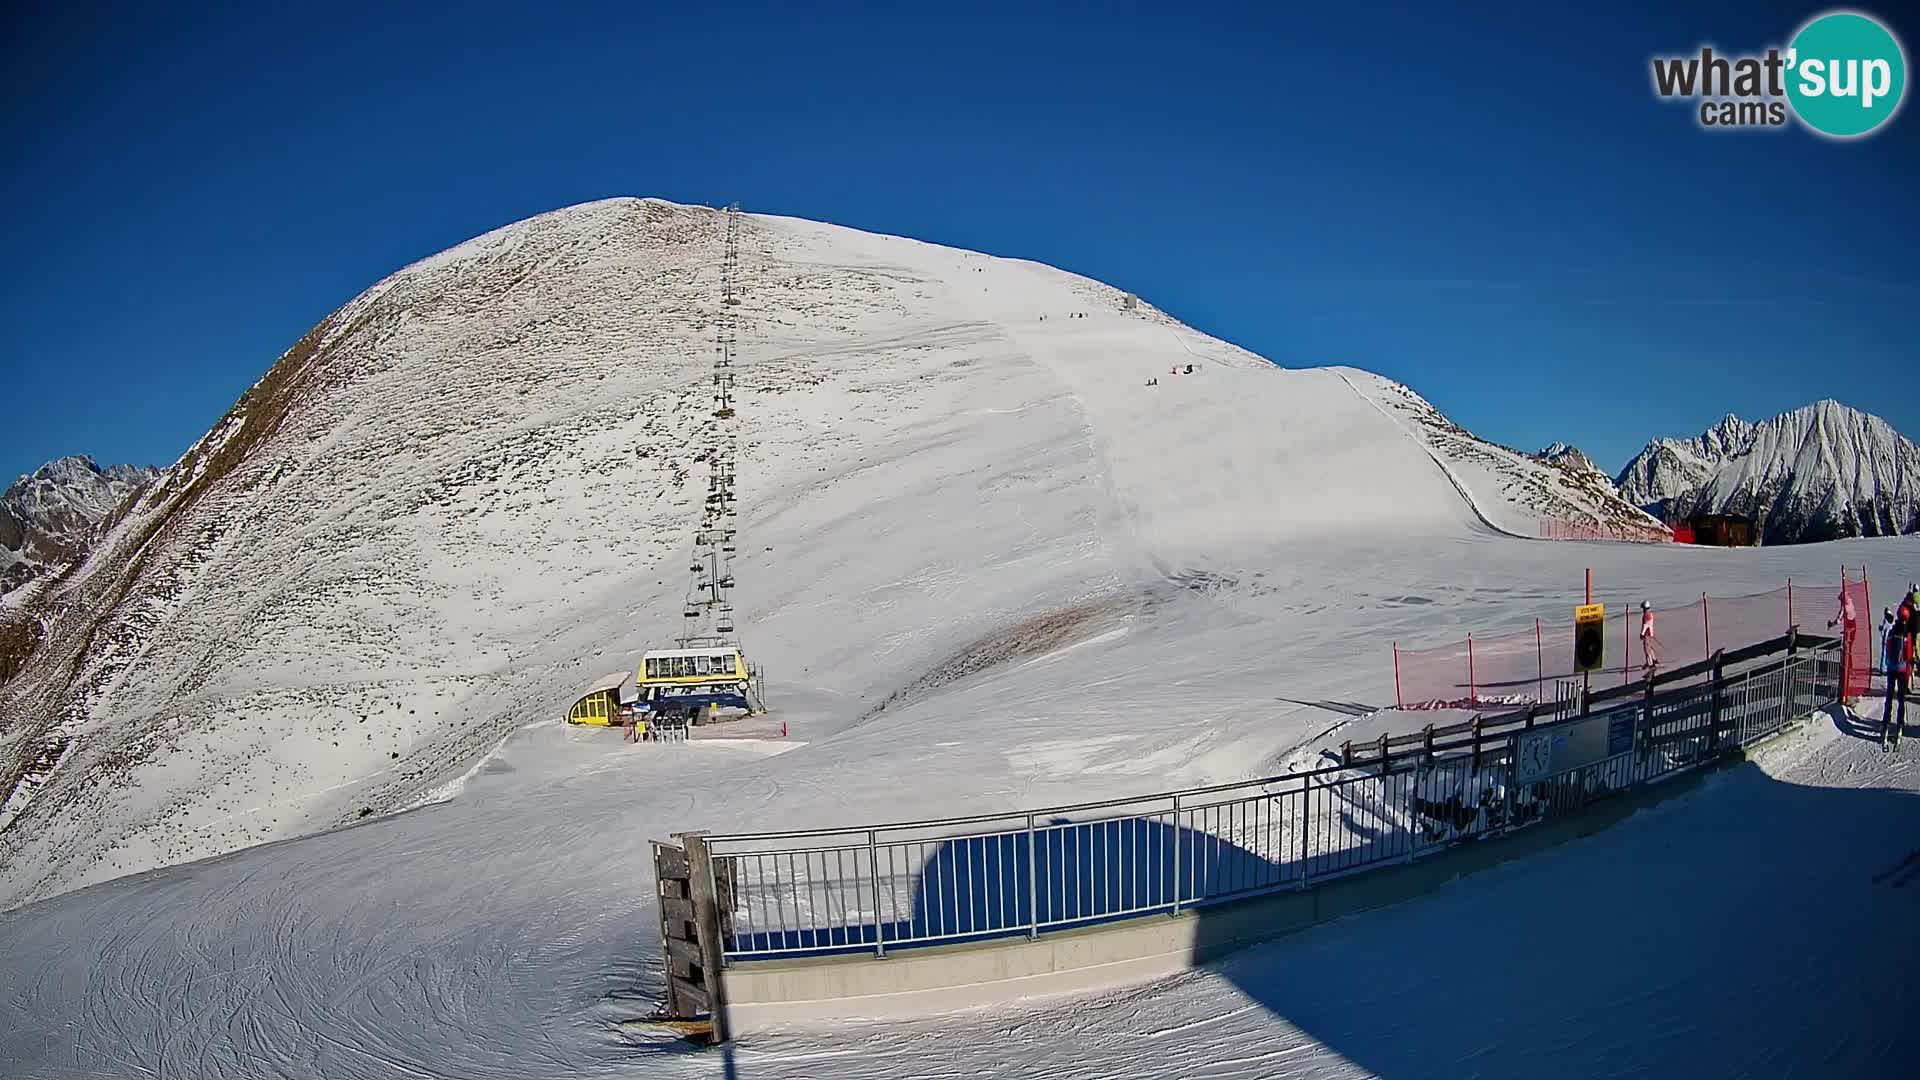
[1616,400,1919,543]
[2,456,162,596]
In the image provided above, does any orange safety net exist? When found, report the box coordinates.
[1392,571,1862,710]
[1838,569,1872,702]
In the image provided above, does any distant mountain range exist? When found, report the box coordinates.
[2,456,161,596]
[1615,400,1920,545]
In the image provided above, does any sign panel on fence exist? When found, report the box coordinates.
[1512,708,1630,783]
[1515,731,1555,783]
[1607,710,1636,756]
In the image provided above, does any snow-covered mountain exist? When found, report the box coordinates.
[0,456,160,597]
[0,199,1677,906]
[1616,402,1920,544]
[1538,441,1600,475]
[1359,392,1668,540]
[4,198,1918,1080]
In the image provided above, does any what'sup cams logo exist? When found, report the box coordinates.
[1651,9,1907,137]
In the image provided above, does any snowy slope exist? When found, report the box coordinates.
[1618,401,1920,543]
[1,547,1913,1079]
[0,198,1916,1079]
[0,456,158,596]
[0,200,1869,909]
[0,197,1552,907]
[1353,378,1668,539]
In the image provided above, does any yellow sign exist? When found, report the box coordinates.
[1574,603,1606,672]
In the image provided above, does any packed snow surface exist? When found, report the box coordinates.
[1,199,1914,1078]
[2,679,1913,1079]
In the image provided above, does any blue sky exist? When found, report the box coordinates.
[3,1,1914,483]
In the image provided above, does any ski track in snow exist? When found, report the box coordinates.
[1,199,1916,1078]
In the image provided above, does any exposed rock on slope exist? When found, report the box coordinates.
[1,456,160,596]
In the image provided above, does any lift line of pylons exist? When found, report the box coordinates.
[564,205,763,730]
[679,203,744,650]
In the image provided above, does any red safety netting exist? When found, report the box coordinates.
[1392,570,1870,710]
[1839,569,1872,702]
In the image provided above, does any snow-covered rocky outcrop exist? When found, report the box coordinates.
[1617,402,1920,544]
[0,456,159,596]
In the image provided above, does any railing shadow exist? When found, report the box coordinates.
[1180,746,1920,1078]
[727,815,1283,956]
[726,765,1521,958]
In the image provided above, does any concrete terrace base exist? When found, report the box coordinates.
[723,742,1777,1034]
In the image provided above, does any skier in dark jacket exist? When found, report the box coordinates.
[1886,602,1913,749]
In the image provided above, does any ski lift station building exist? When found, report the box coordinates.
[564,671,637,726]
[563,648,760,727]
[638,646,756,715]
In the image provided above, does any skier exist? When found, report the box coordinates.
[1639,601,1660,671]
[1832,587,1860,705]
[1884,603,1911,750]
[1830,586,1857,635]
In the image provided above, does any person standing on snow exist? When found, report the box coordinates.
[1883,604,1912,749]
[1830,587,1857,636]
[1639,601,1660,671]
[1832,588,1861,704]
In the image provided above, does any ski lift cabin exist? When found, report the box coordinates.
[565,671,638,727]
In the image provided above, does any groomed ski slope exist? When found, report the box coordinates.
[716,711,1920,1080]
[1,201,1914,1077]
[2,679,1914,1079]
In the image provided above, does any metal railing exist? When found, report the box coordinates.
[693,639,1838,963]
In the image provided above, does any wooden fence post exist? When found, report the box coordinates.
[1640,661,1658,761]
[1535,618,1544,705]
[1467,633,1477,706]
[1621,611,1631,687]
[1393,642,1403,709]
[1707,649,1726,756]
[652,841,693,1019]
[1702,592,1712,661]
[681,832,731,1043]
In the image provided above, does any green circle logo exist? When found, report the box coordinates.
[1786,11,1907,137]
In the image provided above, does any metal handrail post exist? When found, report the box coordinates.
[1171,793,1184,915]
[1026,814,1039,941]
[867,829,885,958]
